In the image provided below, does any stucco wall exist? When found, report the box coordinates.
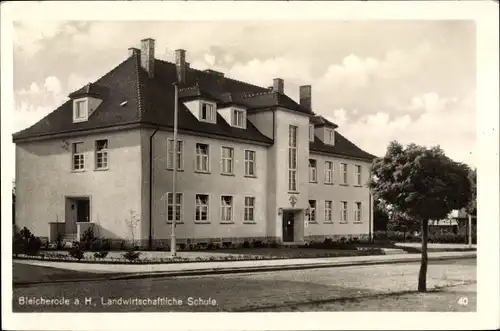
[307,153,372,237]
[148,130,269,242]
[15,129,143,240]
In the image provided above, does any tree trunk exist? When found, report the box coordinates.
[418,219,429,292]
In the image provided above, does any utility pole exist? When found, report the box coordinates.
[170,82,179,256]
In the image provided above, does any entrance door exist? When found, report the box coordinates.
[76,199,90,222]
[282,211,295,242]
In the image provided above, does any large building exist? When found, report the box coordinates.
[13,38,376,248]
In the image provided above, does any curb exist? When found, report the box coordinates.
[13,253,476,287]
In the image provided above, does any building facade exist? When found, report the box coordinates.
[13,38,376,248]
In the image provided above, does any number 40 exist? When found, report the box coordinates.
[458,297,469,306]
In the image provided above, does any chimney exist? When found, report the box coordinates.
[273,78,284,94]
[175,49,187,84]
[140,38,155,78]
[128,47,141,58]
[299,85,312,110]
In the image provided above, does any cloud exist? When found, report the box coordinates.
[44,76,62,95]
[334,90,476,166]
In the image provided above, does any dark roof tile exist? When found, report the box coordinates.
[310,131,376,161]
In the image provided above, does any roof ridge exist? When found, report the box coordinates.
[156,59,269,93]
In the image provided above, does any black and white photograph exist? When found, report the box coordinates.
[1,1,499,330]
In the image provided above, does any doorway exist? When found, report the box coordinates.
[282,210,295,242]
[65,197,90,234]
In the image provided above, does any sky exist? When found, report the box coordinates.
[12,20,476,166]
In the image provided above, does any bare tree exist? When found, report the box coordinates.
[124,209,140,248]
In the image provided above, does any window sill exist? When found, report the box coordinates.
[324,182,334,186]
[309,181,318,184]
[288,191,300,195]
[353,221,363,224]
[339,183,349,187]
[243,221,256,224]
[324,221,334,224]
[72,169,86,173]
[244,175,257,179]
[220,221,234,224]
[167,168,184,172]
[94,167,109,172]
[220,172,235,177]
[194,170,211,175]
[166,222,184,224]
[339,221,348,224]
[194,221,211,224]
[353,185,363,188]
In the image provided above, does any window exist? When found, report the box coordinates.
[341,201,348,223]
[196,143,210,172]
[288,125,298,191]
[167,193,183,223]
[200,102,216,123]
[73,99,88,122]
[354,165,362,186]
[245,150,256,177]
[232,108,246,128]
[326,128,335,145]
[195,194,209,222]
[309,124,315,142]
[95,140,108,169]
[167,139,183,170]
[220,196,233,223]
[341,163,348,185]
[309,159,317,182]
[308,200,316,223]
[244,197,255,222]
[221,147,234,174]
[72,142,85,170]
[325,200,333,223]
[355,202,362,223]
[324,161,333,184]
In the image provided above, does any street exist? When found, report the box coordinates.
[12,258,476,312]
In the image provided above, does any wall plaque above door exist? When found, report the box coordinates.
[289,195,297,207]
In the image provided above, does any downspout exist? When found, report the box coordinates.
[148,127,159,250]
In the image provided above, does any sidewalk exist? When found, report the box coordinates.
[395,243,477,250]
[14,251,476,283]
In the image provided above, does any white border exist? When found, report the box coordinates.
[2,1,499,331]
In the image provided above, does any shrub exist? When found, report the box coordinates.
[268,240,281,248]
[252,240,264,248]
[69,242,85,260]
[13,226,42,256]
[93,251,109,259]
[123,250,141,261]
[81,227,97,250]
[56,233,64,249]
[179,243,186,250]
[243,240,251,248]
[90,238,111,252]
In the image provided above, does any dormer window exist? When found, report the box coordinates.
[231,108,246,129]
[326,128,335,145]
[200,102,216,123]
[73,98,89,122]
[309,124,315,142]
